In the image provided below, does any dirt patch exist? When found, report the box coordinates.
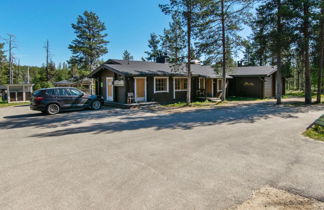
[228,186,324,210]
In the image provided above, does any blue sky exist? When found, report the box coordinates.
[0,0,251,67]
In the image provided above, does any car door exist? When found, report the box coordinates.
[56,88,74,109]
[68,88,88,108]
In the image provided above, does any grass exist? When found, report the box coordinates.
[284,90,324,102]
[226,96,268,101]
[163,100,221,108]
[0,98,30,108]
[304,125,324,142]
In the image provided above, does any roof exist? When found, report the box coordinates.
[54,80,75,85]
[227,66,277,77]
[89,59,277,78]
[0,85,7,90]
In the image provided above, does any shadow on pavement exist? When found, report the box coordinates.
[0,102,321,137]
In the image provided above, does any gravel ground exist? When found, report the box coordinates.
[228,186,324,210]
[0,101,323,209]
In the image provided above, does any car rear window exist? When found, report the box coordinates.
[32,90,43,96]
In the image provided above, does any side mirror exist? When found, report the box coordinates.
[79,93,84,97]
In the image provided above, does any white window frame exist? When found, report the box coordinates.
[199,77,206,89]
[134,77,147,102]
[106,77,114,102]
[173,77,188,92]
[154,77,169,93]
[173,77,188,99]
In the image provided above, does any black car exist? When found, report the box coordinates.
[30,87,104,115]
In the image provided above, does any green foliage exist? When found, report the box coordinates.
[122,50,133,60]
[160,14,186,64]
[194,0,254,66]
[0,42,8,84]
[69,10,109,73]
[144,33,162,62]
[304,125,324,142]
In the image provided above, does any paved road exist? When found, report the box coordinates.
[0,102,323,210]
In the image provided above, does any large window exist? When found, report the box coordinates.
[199,78,205,89]
[175,78,187,91]
[154,77,169,93]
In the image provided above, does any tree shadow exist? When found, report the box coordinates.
[0,107,158,129]
[13,102,321,138]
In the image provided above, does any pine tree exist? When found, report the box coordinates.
[161,15,186,64]
[195,0,254,101]
[289,0,318,104]
[318,1,324,102]
[69,11,109,73]
[253,0,295,104]
[0,42,7,84]
[144,33,162,62]
[122,50,133,61]
[160,0,202,104]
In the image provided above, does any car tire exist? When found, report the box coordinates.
[91,100,102,110]
[46,103,60,115]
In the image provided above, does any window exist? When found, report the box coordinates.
[33,89,43,96]
[154,77,169,93]
[57,88,69,96]
[175,78,187,91]
[199,78,205,89]
[68,88,83,96]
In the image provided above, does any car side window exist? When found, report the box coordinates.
[58,88,69,96]
[69,88,82,96]
[45,89,55,96]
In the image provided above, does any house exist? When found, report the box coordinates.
[89,59,283,104]
[227,66,285,98]
[0,84,34,103]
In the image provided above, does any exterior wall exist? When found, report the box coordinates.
[264,75,273,98]
[232,77,264,98]
[147,76,174,104]
[93,69,228,104]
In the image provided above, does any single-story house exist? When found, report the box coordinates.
[89,59,284,104]
[0,84,34,103]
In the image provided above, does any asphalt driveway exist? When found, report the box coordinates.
[0,102,323,210]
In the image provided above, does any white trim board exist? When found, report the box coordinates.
[106,77,114,101]
[134,77,147,102]
[154,76,169,93]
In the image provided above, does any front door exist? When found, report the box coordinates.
[106,77,114,101]
[135,77,146,102]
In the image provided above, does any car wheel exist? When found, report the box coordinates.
[46,104,60,115]
[91,100,102,110]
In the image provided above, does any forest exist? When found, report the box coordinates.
[0,0,323,104]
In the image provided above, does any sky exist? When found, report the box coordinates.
[0,0,251,67]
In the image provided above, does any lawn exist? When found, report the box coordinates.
[304,115,324,142]
[284,90,324,102]
[0,98,30,108]
[163,100,222,108]
[226,96,268,101]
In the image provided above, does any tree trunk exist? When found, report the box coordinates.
[317,5,324,103]
[303,2,312,104]
[45,40,49,81]
[186,1,192,105]
[221,0,227,101]
[276,0,283,105]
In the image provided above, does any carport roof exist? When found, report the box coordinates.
[89,59,277,78]
[227,66,277,77]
